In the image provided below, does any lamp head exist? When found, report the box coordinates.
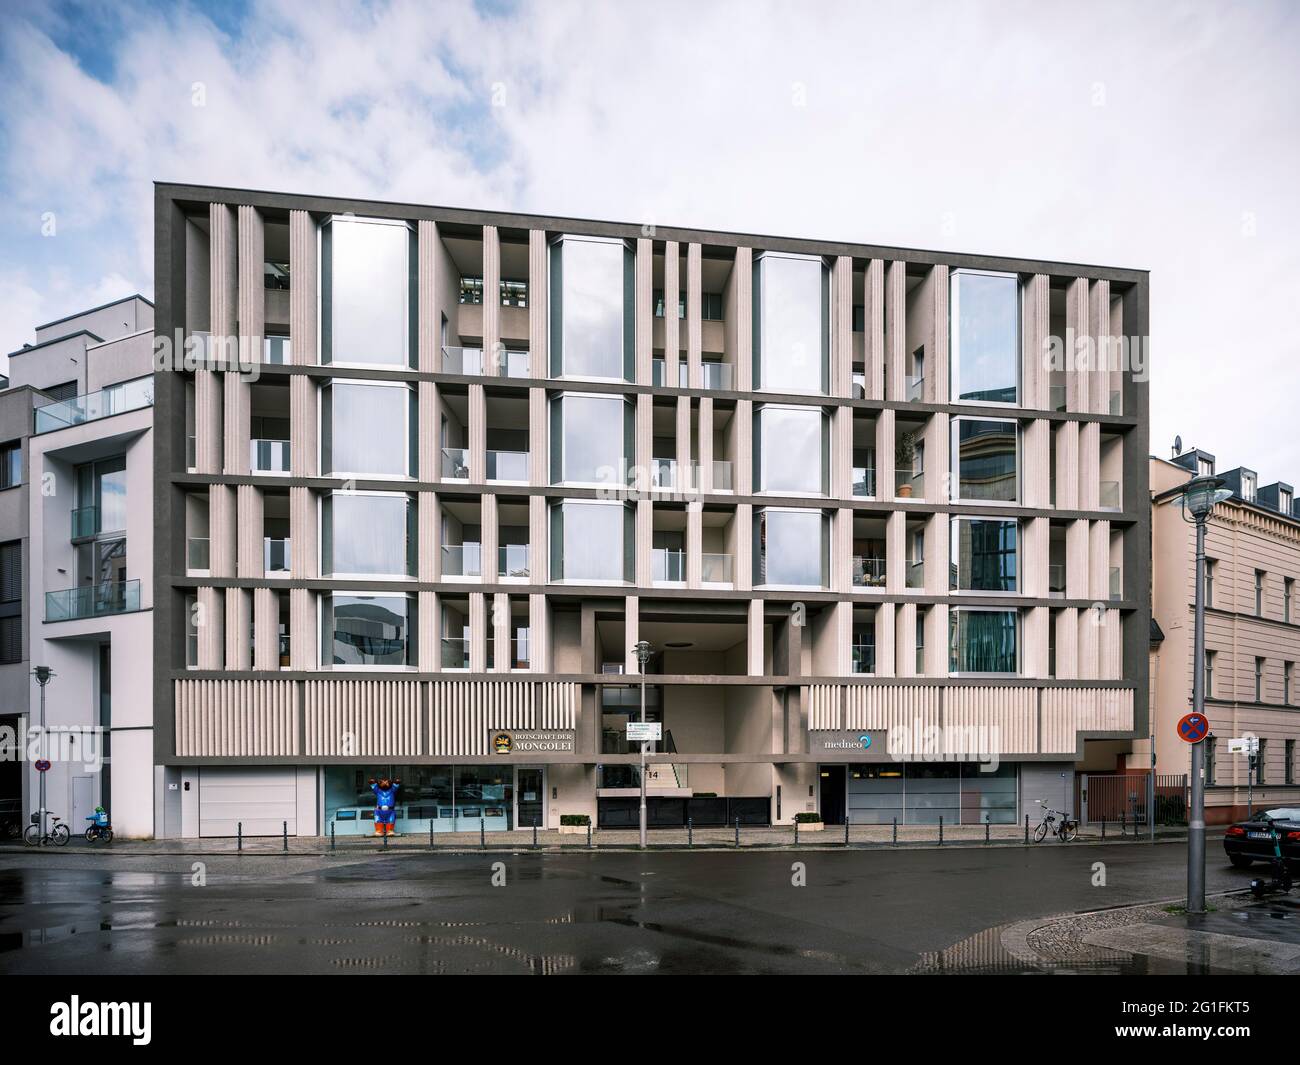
[1180,475,1231,521]
[32,665,54,686]
[632,640,653,666]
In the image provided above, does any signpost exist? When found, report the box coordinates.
[626,722,662,743]
[1228,735,1260,817]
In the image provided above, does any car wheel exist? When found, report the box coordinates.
[1228,854,1253,869]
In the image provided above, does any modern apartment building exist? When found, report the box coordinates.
[3,295,156,838]
[1145,448,1300,822]
[152,182,1149,838]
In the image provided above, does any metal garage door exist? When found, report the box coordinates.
[199,767,297,837]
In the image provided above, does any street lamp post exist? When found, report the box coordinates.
[32,666,55,841]
[633,640,653,849]
[1179,475,1231,915]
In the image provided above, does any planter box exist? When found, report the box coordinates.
[558,823,590,835]
[795,820,824,832]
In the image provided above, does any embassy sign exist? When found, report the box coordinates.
[810,730,890,762]
[490,729,576,754]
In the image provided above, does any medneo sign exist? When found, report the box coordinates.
[810,730,889,761]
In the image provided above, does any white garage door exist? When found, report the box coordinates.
[199,767,297,837]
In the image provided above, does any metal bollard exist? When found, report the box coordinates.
[429,819,434,848]
[845,815,850,847]
[939,815,944,846]
[533,817,538,849]
[586,821,591,848]
[383,824,389,848]
[480,815,486,849]
[688,816,693,847]
[237,822,242,852]
[985,814,990,845]
[734,816,739,847]
[795,818,799,846]
[283,820,288,853]
[892,817,897,846]
[1024,814,1029,844]
[331,820,336,851]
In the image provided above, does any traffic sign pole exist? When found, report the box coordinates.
[1188,517,1208,914]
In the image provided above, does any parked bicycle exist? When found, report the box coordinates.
[1032,799,1078,843]
[23,814,71,847]
[85,806,113,844]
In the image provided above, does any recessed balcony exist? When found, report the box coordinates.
[1099,480,1121,510]
[652,547,686,585]
[264,537,290,574]
[498,544,530,580]
[250,438,290,474]
[905,375,924,402]
[906,558,924,589]
[187,537,210,572]
[441,636,470,669]
[442,345,483,375]
[852,556,886,589]
[442,543,482,579]
[441,447,471,480]
[701,552,734,586]
[486,449,528,482]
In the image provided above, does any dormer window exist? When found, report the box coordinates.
[1281,489,1293,514]
[1242,472,1257,502]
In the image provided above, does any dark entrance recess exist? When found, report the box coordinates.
[819,765,846,825]
[598,795,770,828]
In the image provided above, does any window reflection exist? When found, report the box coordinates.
[753,508,827,587]
[322,593,415,667]
[753,253,828,394]
[951,270,1019,404]
[952,418,1018,502]
[321,380,415,478]
[321,216,414,369]
[754,405,827,494]
[322,492,415,577]
[549,236,632,380]
[951,517,1018,591]
[948,609,1018,674]
[549,501,630,583]
[549,393,629,485]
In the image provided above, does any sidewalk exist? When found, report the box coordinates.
[0,821,1197,856]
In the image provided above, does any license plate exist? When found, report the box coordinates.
[1248,831,1272,840]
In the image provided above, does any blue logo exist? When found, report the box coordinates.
[858,734,872,749]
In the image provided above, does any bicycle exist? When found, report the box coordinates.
[85,822,114,844]
[1032,800,1078,843]
[23,814,71,847]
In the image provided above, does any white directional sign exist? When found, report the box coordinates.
[1227,736,1260,755]
[626,722,662,742]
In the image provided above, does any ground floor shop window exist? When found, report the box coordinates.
[834,761,1017,825]
[324,764,544,834]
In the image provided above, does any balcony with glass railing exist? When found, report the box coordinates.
[905,375,924,402]
[186,631,198,668]
[852,466,876,498]
[264,537,290,574]
[1048,564,1065,598]
[186,434,196,472]
[1099,480,1121,510]
[263,336,291,365]
[895,469,924,499]
[701,553,734,585]
[250,438,291,474]
[486,449,529,482]
[1109,389,1123,416]
[906,559,924,589]
[710,460,734,492]
[70,505,99,542]
[1050,383,1066,411]
[650,457,677,490]
[46,579,141,622]
[1110,566,1122,601]
[510,633,531,670]
[701,361,732,390]
[442,543,482,578]
[498,544,530,580]
[442,346,483,375]
[187,537,210,572]
[652,548,686,585]
[852,641,876,675]
[852,557,887,589]
[652,358,689,388]
[441,447,471,480]
[34,376,154,434]
[441,637,470,669]
[503,349,530,378]
[851,371,867,398]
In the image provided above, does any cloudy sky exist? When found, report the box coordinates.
[2,0,1297,477]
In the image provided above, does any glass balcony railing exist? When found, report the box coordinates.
[851,371,867,399]
[264,537,290,573]
[510,633,531,670]
[1048,563,1065,597]
[1110,566,1122,601]
[905,375,924,402]
[1099,480,1121,509]
[503,350,530,378]
[441,447,471,480]
[264,336,291,365]
[650,458,677,490]
[70,505,99,541]
[1050,383,1066,411]
[702,362,732,390]
[441,637,470,669]
[186,631,198,668]
[652,548,686,584]
[895,470,923,498]
[187,537,210,571]
[45,579,141,622]
[442,346,483,375]
[711,460,734,492]
[906,559,924,589]
[486,449,529,481]
[1109,389,1123,416]
[852,642,876,675]
[701,553,734,585]
[652,359,689,388]
[498,544,530,579]
[916,646,926,674]
[34,376,154,434]
[852,467,875,497]
[250,438,291,474]
[186,434,196,471]
[852,557,887,589]
[442,543,482,578]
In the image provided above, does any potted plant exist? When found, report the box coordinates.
[794,812,824,832]
[895,431,916,497]
[559,813,591,835]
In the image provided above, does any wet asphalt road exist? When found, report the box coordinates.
[0,841,1250,974]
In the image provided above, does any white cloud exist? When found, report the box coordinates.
[1,0,1297,477]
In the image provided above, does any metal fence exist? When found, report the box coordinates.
[1078,773,1188,826]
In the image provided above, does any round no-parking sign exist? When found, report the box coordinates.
[1177,713,1209,743]
[34,759,51,772]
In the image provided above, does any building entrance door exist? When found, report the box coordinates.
[819,765,846,825]
[515,767,545,830]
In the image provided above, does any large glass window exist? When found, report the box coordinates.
[549,501,632,583]
[549,236,633,380]
[754,405,828,495]
[321,380,416,478]
[753,508,828,587]
[951,517,1018,592]
[948,608,1018,674]
[320,216,415,368]
[321,592,415,667]
[950,269,1019,404]
[321,492,415,577]
[549,393,631,486]
[752,252,829,394]
[952,418,1018,502]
